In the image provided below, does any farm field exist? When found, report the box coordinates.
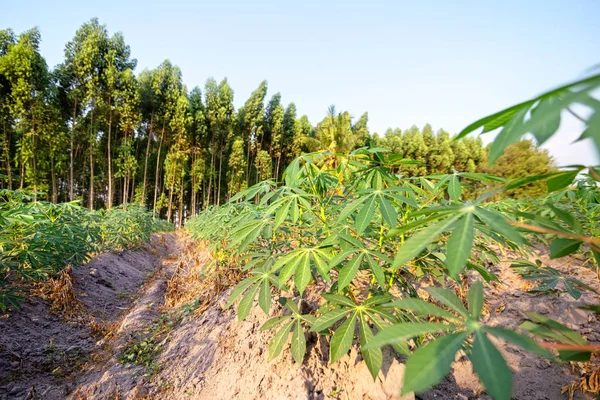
[1,9,600,400]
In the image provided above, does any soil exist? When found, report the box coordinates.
[0,235,598,400]
[0,233,176,399]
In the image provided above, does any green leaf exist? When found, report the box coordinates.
[402,331,469,395]
[467,281,484,319]
[448,175,461,201]
[474,207,525,244]
[338,253,363,290]
[268,319,294,360]
[260,316,290,331]
[312,308,352,332]
[365,254,386,287]
[258,278,271,314]
[379,195,398,227]
[290,320,306,363]
[225,276,260,309]
[455,100,533,140]
[356,196,376,234]
[322,293,356,308]
[294,254,312,295]
[470,330,512,400]
[549,238,582,259]
[446,213,474,278]
[277,252,304,286]
[484,326,552,358]
[330,312,357,362]
[385,298,459,322]
[359,313,383,380]
[547,170,579,192]
[364,322,452,350]
[426,287,469,318]
[524,312,586,344]
[237,283,259,321]
[392,215,460,269]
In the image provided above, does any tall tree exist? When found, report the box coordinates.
[0,27,49,194]
[241,81,267,186]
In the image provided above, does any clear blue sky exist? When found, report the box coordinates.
[3,0,599,166]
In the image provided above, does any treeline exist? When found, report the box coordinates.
[0,19,554,226]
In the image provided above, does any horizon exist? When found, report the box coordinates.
[3,0,600,166]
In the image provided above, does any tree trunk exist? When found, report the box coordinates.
[142,109,154,206]
[153,120,166,214]
[217,145,223,206]
[31,108,37,200]
[3,121,11,190]
[206,130,216,206]
[178,174,184,228]
[246,131,252,186]
[88,106,95,210]
[70,99,77,201]
[50,155,57,203]
[107,103,113,208]
[190,147,196,216]
[275,154,282,182]
[167,175,174,222]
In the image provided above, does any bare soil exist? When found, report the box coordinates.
[0,234,176,399]
[0,235,598,400]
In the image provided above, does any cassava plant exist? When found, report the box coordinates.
[187,68,600,399]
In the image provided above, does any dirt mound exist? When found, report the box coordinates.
[145,292,414,400]
[0,234,175,399]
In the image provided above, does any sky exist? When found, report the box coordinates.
[3,0,599,166]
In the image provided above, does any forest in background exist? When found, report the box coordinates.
[0,19,555,226]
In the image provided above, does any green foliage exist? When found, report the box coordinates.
[0,190,173,309]
[187,69,600,400]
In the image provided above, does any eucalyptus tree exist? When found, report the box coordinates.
[164,92,189,225]
[188,86,208,215]
[138,69,157,206]
[0,29,15,189]
[115,68,140,204]
[281,102,297,168]
[151,60,184,214]
[241,80,267,186]
[204,77,234,205]
[101,32,136,207]
[0,27,49,194]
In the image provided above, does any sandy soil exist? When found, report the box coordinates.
[0,234,175,399]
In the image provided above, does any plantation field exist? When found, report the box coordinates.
[0,16,599,400]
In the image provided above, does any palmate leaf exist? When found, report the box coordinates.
[358,313,383,380]
[425,287,469,318]
[275,247,332,293]
[330,313,357,362]
[237,283,260,321]
[385,298,461,322]
[467,281,484,319]
[268,319,295,360]
[365,322,452,349]
[448,175,461,201]
[470,330,512,400]
[483,326,552,359]
[312,308,352,332]
[549,238,582,259]
[290,320,307,363]
[392,214,461,269]
[474,207,525,244]
[446,212,474,278]
[330,248,390,288]
[401,331,469,395]
[457,72,600,162]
